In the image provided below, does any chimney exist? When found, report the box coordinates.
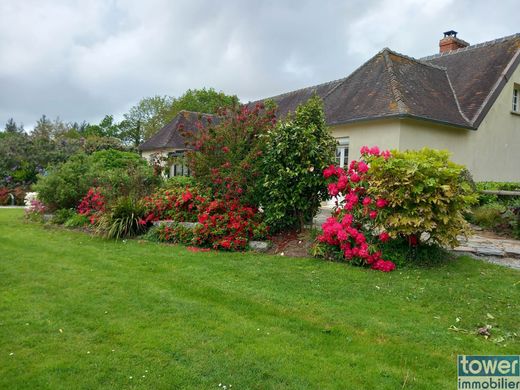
[439,30,469,53]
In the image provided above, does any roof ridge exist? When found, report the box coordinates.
[421,32,520,60]
[384,47,447,71]
[177,109,217,117]
[382,49,409,114]
[443,70,471,124]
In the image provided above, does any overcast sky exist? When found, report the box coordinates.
[1,0,518,130]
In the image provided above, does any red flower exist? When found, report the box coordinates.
[323,165,337,178]
[379,231,390,242]
[182,190,193,202]
[369,210,378,219]
[375,198,388,208]
[222,146,230,153]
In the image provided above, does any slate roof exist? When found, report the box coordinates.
[258,33,520,129]
[139,111,218,151]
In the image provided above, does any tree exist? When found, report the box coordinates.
[122,89,239,145]
[260,95,337,232]
[122,95,174,144]
[4,118,24,133]
[31,115,54,140]
[186,104,276,206]
[84,115,122,138]
[169,88,239,118]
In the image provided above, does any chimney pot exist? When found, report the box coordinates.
[439,30,469,53]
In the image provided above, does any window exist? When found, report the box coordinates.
[335,137,349,168]
[513,88,519,112]
[167,150,190,177]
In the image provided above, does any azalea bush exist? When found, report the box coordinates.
[77,187,106,224]
[260,95,336,232]
[313,147,396,272]
[143,189,267,251]
[185,103,276,205]
[141,186,208,223]
[193,199,268,250]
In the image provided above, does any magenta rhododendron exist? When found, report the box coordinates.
[316,146,395,272]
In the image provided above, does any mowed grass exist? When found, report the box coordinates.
[0,209,519,389]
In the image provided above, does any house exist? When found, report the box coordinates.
[140,31,520,181]
[139,110,217,177]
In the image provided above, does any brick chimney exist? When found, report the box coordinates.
[439,30,469,53]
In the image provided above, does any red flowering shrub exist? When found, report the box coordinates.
[149,197,267,251]
[141,186,208,224]
[184,103,276,205]
[77,187,105,224]
[193,199,267,250]
[314,147,396,272]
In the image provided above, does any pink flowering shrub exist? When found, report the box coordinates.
[25,198,46,221]
[314,146,396,272]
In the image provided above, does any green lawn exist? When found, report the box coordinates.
[0,209,519,389]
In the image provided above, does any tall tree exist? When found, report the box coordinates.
[123,95,174,143]
[4,118,24,133]
[31,115,54,140]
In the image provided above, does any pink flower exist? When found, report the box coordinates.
[360,146,370,155]
[328,183,339,196]
[350,173,360,183]
[357,161,369,173]
[381,150,391,160]
[371,259,396,272]
[376,198,388,208]
[341,213,353,226]
[369,210,378,219]
[323,165,337,178]
[379,231,390,242]
[337,175,349,191]
[362,197,372,206]
[337,229,348,241]
[369,146,380,156]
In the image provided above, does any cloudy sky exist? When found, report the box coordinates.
[1,0,518,130]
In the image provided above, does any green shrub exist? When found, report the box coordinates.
[367,148,478,248]
[34,153,95,210]
[35,149,158,210]
[96,197,148,239]
[380,237,452,267]
[470,203,506,228]
[260,95,336,233]
[475,181,520,205]
[161,176,196,190]
[64,213,90,228]
[51,208,76,225]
